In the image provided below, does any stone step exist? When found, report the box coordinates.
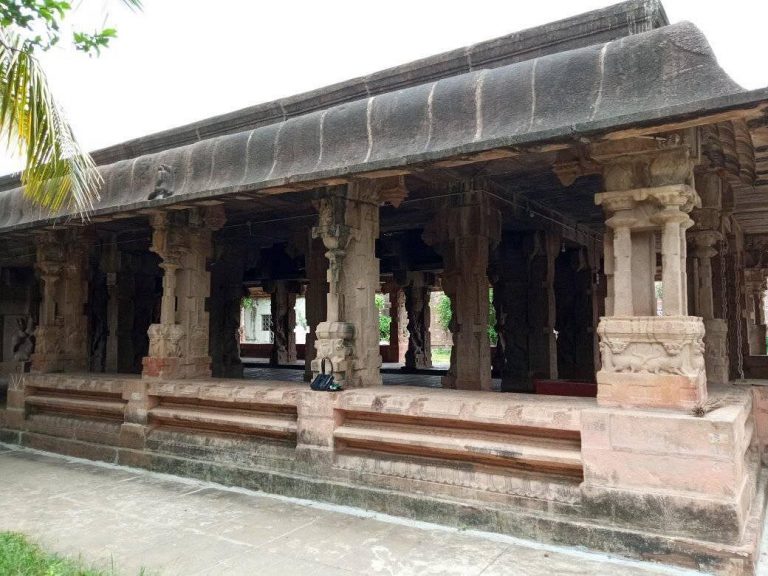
[26,395,126,420]
[149,406,297,439]
[334,421,582,477]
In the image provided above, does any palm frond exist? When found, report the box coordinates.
[0,31,101,215]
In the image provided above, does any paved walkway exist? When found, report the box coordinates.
[0,444,716,576]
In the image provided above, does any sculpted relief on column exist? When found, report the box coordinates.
[594,144,707,409]
[311,182,382,388]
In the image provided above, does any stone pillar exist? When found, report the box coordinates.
[385,285,408,365]
[303,236,328,382]
[209,239,245,378]
[595,147,706,410]
[403,272,434,371]
[528,231,560,382]
[745,270,767,356]
[423,186,501,390]
[267,280,299,366]
[690,230,729,384]
[31,229,90,373]
[142,206,225,379]
[104,237,120,373]
[311,182,382,388]
[555,246,597,381]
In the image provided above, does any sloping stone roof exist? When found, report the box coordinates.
[0,15,764,233]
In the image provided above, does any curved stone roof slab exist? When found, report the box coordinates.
[0,22,750,232]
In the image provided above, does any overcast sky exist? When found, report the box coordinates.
[1,0,766,175]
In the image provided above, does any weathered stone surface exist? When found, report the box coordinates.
[0,22,751,233]
[423,186,501,390]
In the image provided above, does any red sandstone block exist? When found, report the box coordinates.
[4,409,24,430]
[297,415,336,449]
[6,390,26,410]
[119,423,148,449]
[297,390,336,418]
[583,447,740,497]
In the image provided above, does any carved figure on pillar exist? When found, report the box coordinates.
[142,206,225,379]
[31,229,90,373]
[423,184,501,390]
[266,280,299,366]
[311,182,382,387]
[594,146,706,410]
[403,272,434,371]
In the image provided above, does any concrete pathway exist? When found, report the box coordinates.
[0,444,726,575]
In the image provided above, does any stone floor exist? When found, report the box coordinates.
[0,444,731,576]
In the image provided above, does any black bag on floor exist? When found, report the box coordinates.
[311,358,342,391]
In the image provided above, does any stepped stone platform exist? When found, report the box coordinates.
[0,373,764,575]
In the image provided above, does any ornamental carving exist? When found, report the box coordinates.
[148,323,185,358]
[597,317,706,379]
[148,164,175,200]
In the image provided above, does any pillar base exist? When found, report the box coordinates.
[705,318,730,385]
[582,387,756,543]
[312,321,354,386]
[597,316,706,410]
[141,356,212,379]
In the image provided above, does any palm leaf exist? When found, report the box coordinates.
[0,30,101,215]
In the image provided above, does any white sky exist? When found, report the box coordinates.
[1,0,767,175]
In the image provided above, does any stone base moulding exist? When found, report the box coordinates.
[597,315,707,410]
[1,373,765,575]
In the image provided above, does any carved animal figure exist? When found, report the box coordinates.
[148,164,174,200]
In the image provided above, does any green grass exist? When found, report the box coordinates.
[431,346,451,365]
[0,532,127,576]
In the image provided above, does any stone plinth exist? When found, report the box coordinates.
[582,388,756,543]
[597,316,706,410]
[311,321,354,386]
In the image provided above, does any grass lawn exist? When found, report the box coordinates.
[431,346,451,366]
[0,532,126,576]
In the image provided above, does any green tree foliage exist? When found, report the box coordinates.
[435,290,497,345]
[0,0,141,213]
[375,293,391,342]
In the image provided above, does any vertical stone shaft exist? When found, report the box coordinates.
[143,206,225,379]
[662,218,685,315]
[268,281,298,366]
[611,222,634,316]
[304,236,328,382]
[104,238,120,373]
[528,231,559,382]
[423,187,500,390]
[312,182,382,387]
[209,239,245,378]
[31,229,90,373]
[403,272,433,371]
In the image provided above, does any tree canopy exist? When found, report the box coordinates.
[0,0,141,213]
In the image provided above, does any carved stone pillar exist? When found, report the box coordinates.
[267,280,299,366]
[423,186,501,390]
[103,237,120,373]
[595,147,706,410]
[209,238,245,378]
[745,270,768,356]
[491,232,559,392]
[528,231,560,383]
[142,206,225,379]
[311,182,382,388]
[690,230,729,384]
[303,236,328,382]
[555,246,597,381]
[403,272,434,371]
[31,229,90,373]
[385,286,408,365]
